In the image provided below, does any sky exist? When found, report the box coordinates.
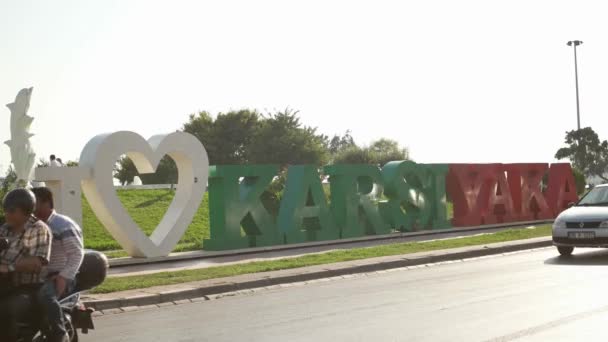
[0,0,606,176]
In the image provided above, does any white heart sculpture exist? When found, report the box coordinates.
[79,131,209,258]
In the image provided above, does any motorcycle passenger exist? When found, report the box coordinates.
[33,187,85,342]
[0,188,52,342]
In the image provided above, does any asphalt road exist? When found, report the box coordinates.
[83,247,608,342]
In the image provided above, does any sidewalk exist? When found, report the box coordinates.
[85,236,553,312]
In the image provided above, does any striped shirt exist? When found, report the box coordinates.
[46,211,84,280]
[0,216,52,286]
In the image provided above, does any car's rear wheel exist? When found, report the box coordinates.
[557,246,574,256]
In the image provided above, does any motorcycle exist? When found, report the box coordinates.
[0,238,108,342]
[29,250,108,342]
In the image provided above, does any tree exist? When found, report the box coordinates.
[114,157,138,186]
[572,168,587,195]
[117,108,331,185]
[182,110,213,150]
[541,166,587,196]
[328,130,356,154]
[333,138,409,166]
[332,146,372,164]
[246,109,330,168]
[113,156,177,185]
[368,139,410,166]
[244,109,330,215]
[555,127,608,182]
[183,108,331,216]
[183,110,260,165]
[116,108,260,185]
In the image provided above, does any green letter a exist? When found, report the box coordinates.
[278,165,338,244]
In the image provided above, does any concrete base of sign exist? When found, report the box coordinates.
[108,219,553,268]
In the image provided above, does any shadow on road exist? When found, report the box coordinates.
[545,249,608,266]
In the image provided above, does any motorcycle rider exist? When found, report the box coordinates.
[33,187,84,342]
[0,188,52,342]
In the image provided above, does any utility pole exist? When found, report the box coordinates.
[567,40,583,130]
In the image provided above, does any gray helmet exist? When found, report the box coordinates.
[2,188,36,215]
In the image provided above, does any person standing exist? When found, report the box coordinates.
[49,155,60,168]
[33,187,84,342]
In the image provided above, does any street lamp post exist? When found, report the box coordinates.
[567,40,583,130]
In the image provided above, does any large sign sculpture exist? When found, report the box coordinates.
[79,131,209,257]
[205,161,577,251]
[5,88,37,186]
[32,129,578,258]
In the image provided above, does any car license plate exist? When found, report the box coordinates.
[568,231,596,239]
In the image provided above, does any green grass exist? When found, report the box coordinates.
[82,189,455,255]
[92,224,551,294]
[82,189,210,251]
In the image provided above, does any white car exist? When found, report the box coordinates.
[552,184,608,256]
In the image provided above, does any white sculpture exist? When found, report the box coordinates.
[131,176,143,186]
[35,166,91,227]
[5,88,37,186]
[79,131,209,258]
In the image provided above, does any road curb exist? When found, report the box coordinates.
[84,237,553,311]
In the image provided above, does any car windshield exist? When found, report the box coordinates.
[577,187,608,206]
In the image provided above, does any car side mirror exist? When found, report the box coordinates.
[567,202,576,208]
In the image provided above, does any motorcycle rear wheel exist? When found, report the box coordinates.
[65,313,78,342]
